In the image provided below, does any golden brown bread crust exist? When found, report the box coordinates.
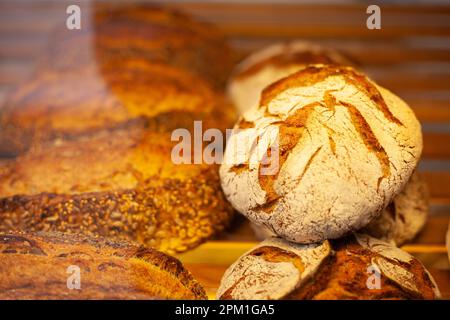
[0,121,234,254]
[286,237,437,300]
[0,61,233,156]
[0,4,235,157]
[0,231,207,299]
[0,4,235,252]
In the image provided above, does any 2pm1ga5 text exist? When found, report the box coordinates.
[175,304,275,317]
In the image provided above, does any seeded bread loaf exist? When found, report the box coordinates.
[251,171,429,246]
[0,231,207,300]
[228,41,353,114]
[220,65,422,243]
[0,119,233,254]
[217,234,440,300]
[0,5,235,253]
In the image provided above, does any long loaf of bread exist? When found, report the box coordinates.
[0,4,235,253]
[0,231,207,299]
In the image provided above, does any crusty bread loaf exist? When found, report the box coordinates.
[220,65,422,243]
[0,4,234,157]
[251,171,429,246]
[0,4,235,253]
[217,234,440,300]
[362,170,429,245]
[0,231,207,299]
[0,60,232,156]
[0,118,233,254]
[42,3,233,90]
[228,41,353,114]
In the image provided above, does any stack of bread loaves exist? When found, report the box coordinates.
[218,42,440,299]
[0,4,235,255]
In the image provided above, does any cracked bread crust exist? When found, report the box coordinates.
[217,234,440,300]
[0,123,234,254]
[362,171,429,246]
[0,231,207,300]
[228,41,353,115]
[220,65,422,244]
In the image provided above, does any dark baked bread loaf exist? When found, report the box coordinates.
[0,231,207,299]
[0,4,234,157]
[0,59,232,157]
[217,234,440,300]
[0,4,235,253]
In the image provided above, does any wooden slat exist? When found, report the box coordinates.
[166,2,450,16]
[423,171,450,200]
[423,133,450,159]
[0,36,48,60]
[414,215,450,245]
[410,101,450,123]
[0,61,35,86]
[370,73,450,91]
[232,39,450,66]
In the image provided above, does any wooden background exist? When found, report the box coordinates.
[0,0,449,299]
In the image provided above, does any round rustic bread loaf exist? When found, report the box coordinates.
[228,41,353,115]
[251,171,429,246]
[217,234,440,300]
[0,231,207,299]
[220,65,423,244]
[362,170,428,245]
